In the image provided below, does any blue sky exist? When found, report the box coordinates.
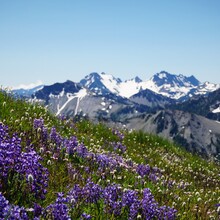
[0,0,220,88]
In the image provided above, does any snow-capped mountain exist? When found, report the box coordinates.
[33,80,82,103]
[80,72,122,96]
[133,71,219,101]
[14,70,220,118]
[80,71,219,101]
[32,80,88,116]
[140,71,201,100]
[31,79,137,119]
[79,72,147,98]
[149,71,200,87]
[14,71,218,102]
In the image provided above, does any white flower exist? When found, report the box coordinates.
[27,174,34,183]
[137,214,142,219]
[217,206,220,213]
[197,197,202,202]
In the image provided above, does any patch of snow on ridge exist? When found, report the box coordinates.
[100,72,120,94]
[202,82,220,91]
[212,106,220,113]
[158,72,167,79]
[56,88,87,116]
[56,94,76,116]
[118,80,141,98]
[74,88,87,115]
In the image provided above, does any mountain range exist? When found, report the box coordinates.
[79,71,219,101]
[11,71,220,160]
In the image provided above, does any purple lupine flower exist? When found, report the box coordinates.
[19,149,49,199]
[158,205,177,220]
[0,193,28,219]
[0,192,9,218]
[103,184,122,216]
[95,153,118,171]
[41,126,48,142]
[50,127,63,146]
[140,188,177,219]
[45,192,71,220]
[149,173,158,183]
[112,142,127,154]
[81,212,92,220]
[67,184,82,205]
[122,189,139,207]
[141,188,158,219]
[76,144,88,158]
[103,184,122,203]
[0,132,22,178]
[33,118,44,129]
[0,123,49,201]
[34,203,42,218]
[136,164,151,177]
[65,136,78,155]
[82,180,103,204]
[122,189,141,219]
[129,200,140,220]
[7,205,29,220]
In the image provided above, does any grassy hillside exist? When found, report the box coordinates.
[0,90,219,219]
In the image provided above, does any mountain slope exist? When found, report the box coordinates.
[130,88,175,108]
[123,109,220,159]
[171,87,220,121]
[33,80,82,104]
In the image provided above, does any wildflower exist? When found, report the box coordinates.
[0,123,49,200]
[195,192,200,196]
[81,212,92,219]
[216,204,220,214]
[137,214,142,219]
[46,193,70,220]
[197,197,202,202]
[27,174,34,183]
[0,193,28,219]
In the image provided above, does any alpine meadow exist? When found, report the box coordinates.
[0,86,220,219]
